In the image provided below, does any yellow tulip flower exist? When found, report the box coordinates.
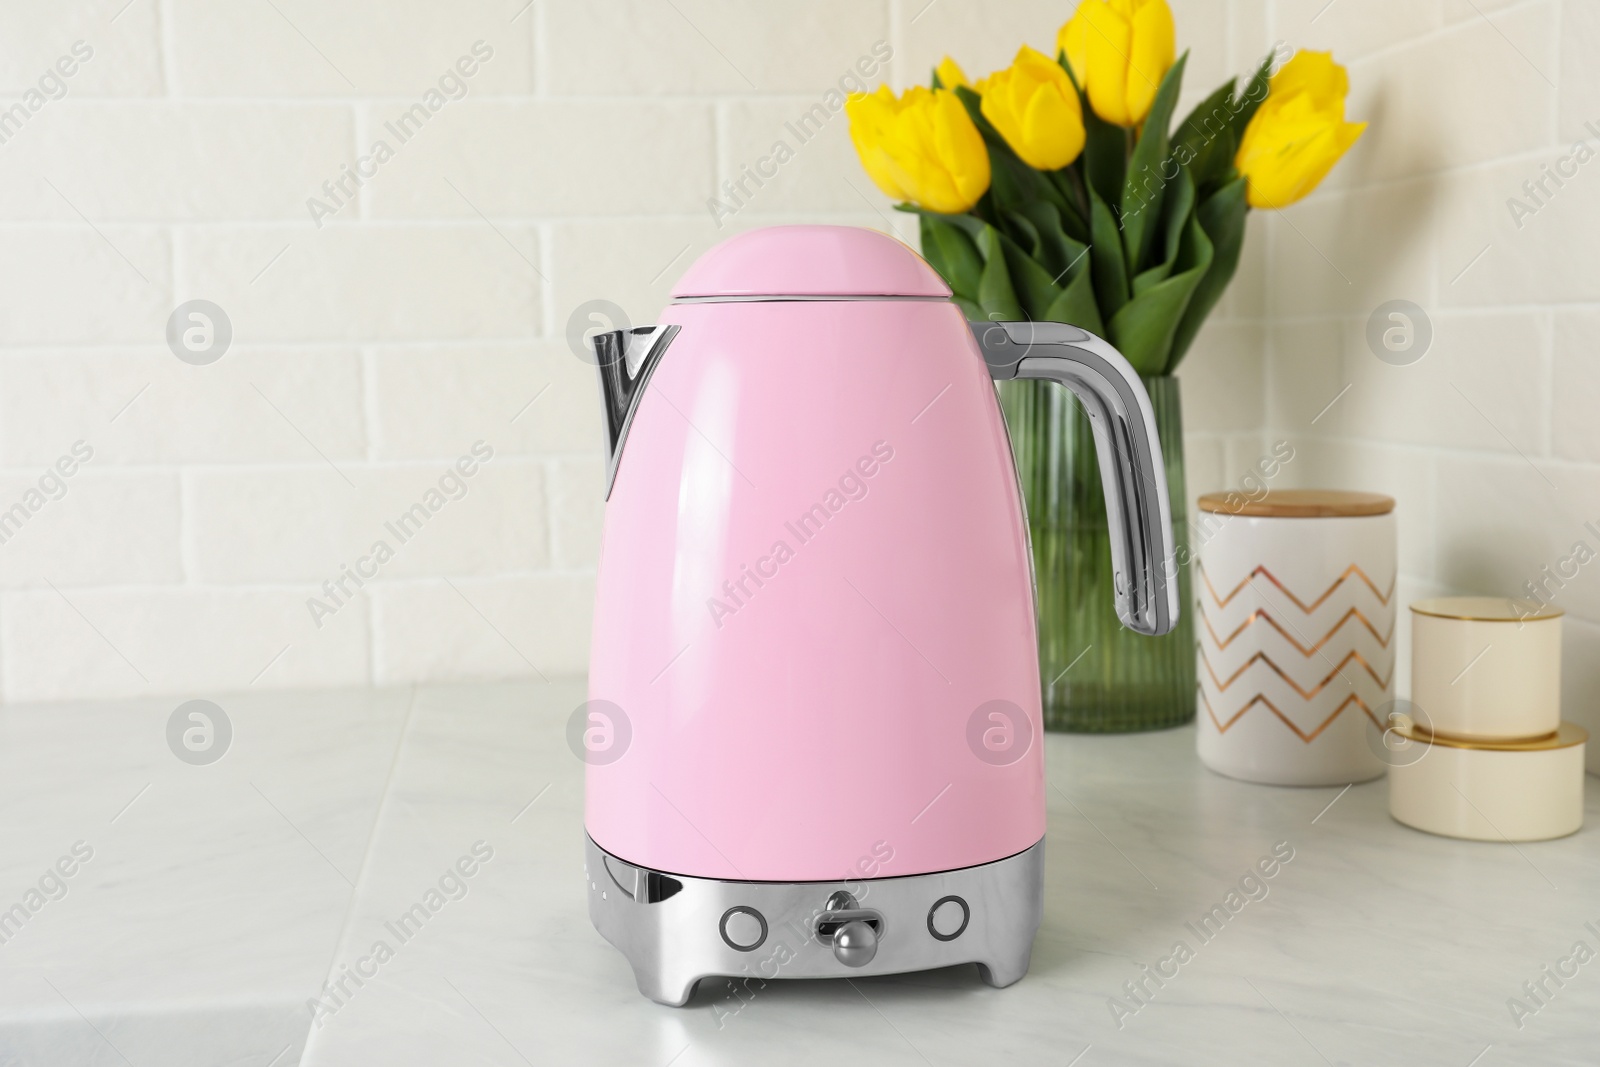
[976,45,1085,171]
[936,56,969,90]
[846,85,991,214]
[1057,0,1176,127]
[1264,49,1348,109]
[1235,51,1366,208]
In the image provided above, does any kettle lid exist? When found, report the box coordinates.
[671,225,951,299]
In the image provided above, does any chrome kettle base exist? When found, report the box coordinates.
[585,835,1044,1007]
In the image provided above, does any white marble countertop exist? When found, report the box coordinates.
[1,681,1596,1066]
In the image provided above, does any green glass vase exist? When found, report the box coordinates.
[998,373,1194,733]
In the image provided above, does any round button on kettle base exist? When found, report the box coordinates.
[719,907,767,952]
[927,896,970,941]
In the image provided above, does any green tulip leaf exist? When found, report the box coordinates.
[1006,209,1045,261]
[1121,51,1188,273]
[969,189,999,229]
[1043,258,1104,337]
[990,149,1071,221]
[975,225,1025,321]
[1159,168,1197,266]
[899,204,989,242]
[1188,126,1237,196]
[1173,79,1234,150]
[1078,93,1127,207]
[1017,201,1088,282]
[1108,208,1214,375]
[1088,184,1129,320]
[1044,171,1090,239]
[1130,168,1196,297]
[997,228,1065,319]
[1167,176,1249,370]
[1170,194,1215,279]
[1130,263,1168,298]
[1229,53,1274,144]
[918,213,984,301]
[1172,78,1240,191]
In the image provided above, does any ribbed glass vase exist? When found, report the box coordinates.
[998,373,1194,733]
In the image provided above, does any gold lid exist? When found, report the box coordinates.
[1409,596,1563,622]
[1195,489,1395,518]
[1396,721,1588,752]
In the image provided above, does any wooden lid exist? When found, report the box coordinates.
[1410,596,1563,622]
[1195,489,1395,518]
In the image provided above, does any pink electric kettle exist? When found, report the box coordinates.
[583,225,1176,1005]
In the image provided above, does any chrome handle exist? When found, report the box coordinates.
[972,321,1179,637]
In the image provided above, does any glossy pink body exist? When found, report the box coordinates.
[586,227,1045,882]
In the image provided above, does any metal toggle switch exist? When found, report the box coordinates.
[815,890,882,967]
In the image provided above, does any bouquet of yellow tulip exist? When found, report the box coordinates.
[847,2,1366,733]
[846,0,1365,376]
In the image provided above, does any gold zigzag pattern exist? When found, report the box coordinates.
[1199,602,1395,656]
[1199,686,1380,742]
[1198,642,1394,695]
[1197,559,1396,614]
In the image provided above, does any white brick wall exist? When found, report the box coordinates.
[0,0,894,701]
[2,0,1594,744]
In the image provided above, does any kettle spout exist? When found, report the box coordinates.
[592,324,680,498]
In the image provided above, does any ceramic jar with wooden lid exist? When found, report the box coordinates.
[1194,490,1396,786]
